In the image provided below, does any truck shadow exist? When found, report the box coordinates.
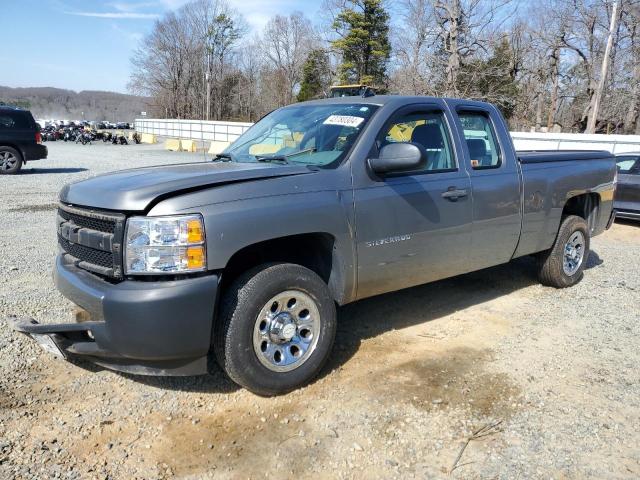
[22,167,88,175]
[324,251,603,378]
[114,250,603,394]
[614,218,640,227]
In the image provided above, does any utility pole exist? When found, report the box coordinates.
[586,0,620,134]
[205,50,211,121]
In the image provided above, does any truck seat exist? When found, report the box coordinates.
[466,139,488,166]
[411,124,446,170]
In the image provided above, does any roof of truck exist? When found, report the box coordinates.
[0,105,25,111]
[299,95,495,110]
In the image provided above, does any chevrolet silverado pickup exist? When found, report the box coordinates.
[10,96,617,395]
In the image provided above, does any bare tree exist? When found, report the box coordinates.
[586,0,620,133]
[263,12,315,106]
[127,0,639,133]
[622,1,640,133]
[392,0,439,95]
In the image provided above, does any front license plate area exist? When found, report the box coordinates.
[31,334,65,358]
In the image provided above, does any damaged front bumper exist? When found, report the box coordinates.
[9,255,220,376]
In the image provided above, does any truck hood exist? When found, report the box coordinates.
[59,162,314,212]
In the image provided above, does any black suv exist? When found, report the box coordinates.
[0,106,48,174]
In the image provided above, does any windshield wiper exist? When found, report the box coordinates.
[286,147,316,158]
[214,153,234,162]
[256,148,317,164]
[256,155,288,164]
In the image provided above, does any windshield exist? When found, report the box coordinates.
[222,103,378,168]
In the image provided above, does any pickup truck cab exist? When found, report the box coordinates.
[0,106,48,174]
[11,96,616,395]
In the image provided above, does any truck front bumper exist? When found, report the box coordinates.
[9,255,219,376]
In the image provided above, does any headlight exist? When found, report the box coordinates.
[124,215,206,275]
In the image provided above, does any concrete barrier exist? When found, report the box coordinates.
[140,133,157,144]
[249,144,281,156]
[164,138,181,151]
[208,141,231,154]
[180,139,197,152]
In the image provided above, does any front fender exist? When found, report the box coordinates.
[150,186,357,303]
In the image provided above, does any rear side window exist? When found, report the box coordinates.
[458,112,501,169]
[381,111,455,172]
[616,157,639,174]
[0,115,16,128]
[0,112,31,129]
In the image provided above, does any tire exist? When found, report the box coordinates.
[215,263,337,396]
[537,215,590,288]
[0,147,23,175]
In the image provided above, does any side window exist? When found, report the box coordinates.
[458,112,501,169]
[0,112,30,129]
[381,111,455,172]
[0,115,16,129]
[616,157,638,174]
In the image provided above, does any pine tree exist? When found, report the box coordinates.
[331,0,391,88]
[459,38,519,119]
[297,49,331,102]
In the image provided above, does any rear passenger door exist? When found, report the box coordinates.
[454,107,522,270]
[354,104,473,299]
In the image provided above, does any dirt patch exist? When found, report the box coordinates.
[3,163,637,480]
[371,347,519,417]
[10,203,59,213]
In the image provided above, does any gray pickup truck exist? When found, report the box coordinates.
[11,96,617,395]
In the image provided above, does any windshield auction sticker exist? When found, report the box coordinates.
[323,115,365,128]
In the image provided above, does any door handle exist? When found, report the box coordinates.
[441,188,468,201]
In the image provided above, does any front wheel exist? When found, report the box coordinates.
[215,263,337,396]
[537,215,590,288]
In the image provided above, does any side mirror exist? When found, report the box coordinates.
[368,142,427,175]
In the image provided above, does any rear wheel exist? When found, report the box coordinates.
[215,263,337,396]
[0,147,23,175]
[537,215,590,288]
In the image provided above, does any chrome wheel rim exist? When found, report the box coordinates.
[0,152,17,171]
[253,290,321,373]
[563,230,585,276]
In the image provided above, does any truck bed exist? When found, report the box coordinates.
[513,149,616,259]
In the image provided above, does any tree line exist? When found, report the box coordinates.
[129,0,640,134]
[0,86,147,121]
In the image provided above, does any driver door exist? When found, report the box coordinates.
[354,105,473,299]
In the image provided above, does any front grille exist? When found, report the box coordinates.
[58,208,116,234]
[58,234,113,268]
[57,204,126,279]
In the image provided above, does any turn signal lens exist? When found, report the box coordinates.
[187,219,204,243]
[187,246,206,270]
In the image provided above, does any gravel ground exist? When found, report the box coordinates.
[0,141,638,479]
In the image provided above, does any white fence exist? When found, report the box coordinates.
[135,118,640,154]
[511,131,640,154]
[134,118,253,143]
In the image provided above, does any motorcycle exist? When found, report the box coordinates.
[75,132,92,145]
